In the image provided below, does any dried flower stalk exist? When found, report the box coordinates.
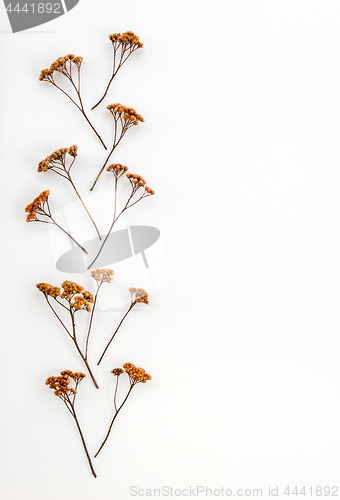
[85,268,115,360]
[97,288,149,365]
[95,363,151,457]
[90,104,144,191]
[46,370,97,478]
[88,165,154,269]
[37,281,99,388]
[25,190,88,254]
[39,54,107,149]
[92,31,143,110]
[38,146,102,240]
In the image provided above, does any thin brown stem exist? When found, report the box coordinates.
[50,75,107,150]
[70,310,99,389]
[89,127,127,191]
[97,303,135,365]
[94,384,134,457]
[87,185,143,269]
[49,216,88,254]
[67,174,102,240]
[45,296,73,339]
[113,376,119,412]
[91,47,135,110]
[84,282,102,360]
[72,406,97,478]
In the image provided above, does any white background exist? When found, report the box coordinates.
[1,0,340,498]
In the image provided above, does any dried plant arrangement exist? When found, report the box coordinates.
[36,281,99,388]
[88,165,154,269]
[92,31,143,110]
[46,371,97,478]
[95,363,151,458]
[97,288,149,365]
[25,190,88,254]
[90,104,144,191]
[39,54,107,149]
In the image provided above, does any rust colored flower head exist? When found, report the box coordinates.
[123,362,151,384]
[38,147,69,172]
[39,54,82,81]
[68,145,78,158]
[25,190,50,222]
[72,56,83,69]
[126,173,146,187]
[70,372,86,383]
[107,163,128,179]
[61,281,93,312]
[111,368,124,377]
[109,31,143,48]
[107,103,144,126]
[36,282,61,298]
[46,370,82,397]
[129,287,149,305]
[60,281,84,299]
[90,268,115,284]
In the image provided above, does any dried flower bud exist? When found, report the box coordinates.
[111,368,124,376]
[68,145,78,157]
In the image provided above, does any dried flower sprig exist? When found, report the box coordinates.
[46,370,97,478]
[92,31,143,110]
[38,146,102,240]
[84,268,115,361]
[88,166,154,269]
[25,190,88,254]
[37,281,99,388]
[94,363,151,457]
[90,104,144,191]
[39,54,107,149]
[97,288,149,365]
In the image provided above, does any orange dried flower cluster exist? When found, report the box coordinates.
[70,295,92,312]
[107,103,144,125]
[60,281,84,298]
[109,31,143,48]
[126,173,155,195]
[68,145,78,157]
[129,287,149,304]
[60,281,94,312]
[107,164,128,179]
[46,370,85,396]
[38,146,78,172]
[90,268,115,283]
[36,282,61,298]
[39,54,83,81]
[123,362,151,384]
[25,190,50,221]
[126,173,146,186]
[111,368,124,376]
